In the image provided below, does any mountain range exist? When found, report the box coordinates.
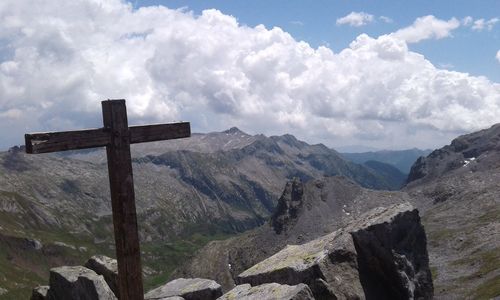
[0,127,418,298]
[1,125,498,299]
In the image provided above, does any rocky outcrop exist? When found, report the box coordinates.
[350,204,433,299]
[30,286,49,300]
[46,266,117,300]
[144,278,222,300]
[270,178,304,234]
[218,283,314,300]
[237,230,362,299]
[236,203,433,299]
[85,255,119,297]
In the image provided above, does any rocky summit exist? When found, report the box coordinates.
[223,203,431,299]
[31,202,433,299]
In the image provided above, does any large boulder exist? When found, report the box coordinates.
[46,266,117,300]
[217,283,314,300]
[145,278,222,300]
[237,229,362,299]
[30,286,49,300]
[350,204,433,299]
[85,255,119,297]
[237,203,433,299]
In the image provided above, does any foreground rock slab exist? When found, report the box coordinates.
[217,283,314,300]
[237,229,362,299]
[350,203,433,299]
[85,255,119,297]
[237,203,433,299]
[145,278,222,300]
[46,266,117,300]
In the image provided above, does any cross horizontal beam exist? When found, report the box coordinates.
[25,122,191,154]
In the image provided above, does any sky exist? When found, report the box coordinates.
[0,0,499,151]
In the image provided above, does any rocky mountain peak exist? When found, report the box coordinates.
[407,123,500,185]
[223,127,247,135]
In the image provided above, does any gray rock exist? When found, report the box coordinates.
[145,278,222,300]
[0,287,7,296]
[350,203,433,300]
[217,283,314,300]
[237,229,363,299]
[31,286,49,300]
[46,266,117,300]
[26,238,43,250]
[237,203,433,300]
[85,255,119,297]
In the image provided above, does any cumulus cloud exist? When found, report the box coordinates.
[0,1,499,150]
[471,18,499,31]
[497,50,500,63]
[336,12,374,27]
[392,15,460,43]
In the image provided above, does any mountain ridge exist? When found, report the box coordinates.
[0,128,406,298]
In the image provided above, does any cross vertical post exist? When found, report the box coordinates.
[102,100,143,300]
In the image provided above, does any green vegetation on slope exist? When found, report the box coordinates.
[0,226,232,299]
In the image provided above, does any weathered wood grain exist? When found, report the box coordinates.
[25,128,110,154]
[102,100,144,300]
[130,122,190,144]
[25,123,190,154]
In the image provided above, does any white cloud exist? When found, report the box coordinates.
[290,20,304,26]
[462,16,473,26]
[336,12,374,27]
[380,16,393,23]
[0,1,499,150]
[392,15,460,43]
[472,18,499,31]
[496,50,500,63]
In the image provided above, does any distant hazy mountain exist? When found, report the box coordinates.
[362,160,407,190]
[341,148,432,173]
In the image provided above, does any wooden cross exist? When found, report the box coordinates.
[25,99,190,300]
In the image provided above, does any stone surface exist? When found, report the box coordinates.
[145,278,222,300]
[26,238,43,250]
[237,229,363,299]
[85,255,119,297]
[31,286,49,300]
[237,203,433,300]
[217,283,314,300]
[46,266,117,300]
[349,204,433,300]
